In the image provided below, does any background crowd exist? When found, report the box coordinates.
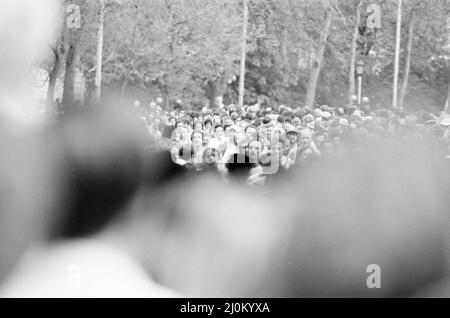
[131,97,450,187]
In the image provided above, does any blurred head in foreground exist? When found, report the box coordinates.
[1,107,282,297]
[274,141,450,297]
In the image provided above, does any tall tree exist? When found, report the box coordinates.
[58,0,100,110]
[348,0,362,105]
[238,0,249,108]
[304,10,332,109]
[62,40,81,109]
[94,0,106,105]
[398,11,416,109]
[392,0,403,109]
[46,39,65,111]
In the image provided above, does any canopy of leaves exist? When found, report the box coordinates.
[42,0,450,111]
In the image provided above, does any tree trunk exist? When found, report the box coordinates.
[305,12,332,109]
[348,1,362,105]
[205,75,228,108]
[46,48,62,112]
[393,0,403,109]
[399,13,416,109]
[85,78,95,105]
[205,80,217,108]
[94,0,106,105]
[238,0,248,108]
[62,44,80,111]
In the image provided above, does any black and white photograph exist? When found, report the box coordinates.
[0,0,449,304]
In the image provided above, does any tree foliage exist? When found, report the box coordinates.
[43,0,450,111]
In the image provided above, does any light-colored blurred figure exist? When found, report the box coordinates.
[0,0,60,130]
[151,176,282,297]
[0,0,61,284]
